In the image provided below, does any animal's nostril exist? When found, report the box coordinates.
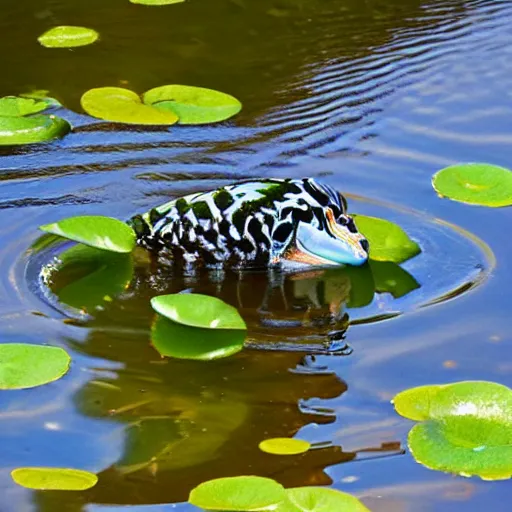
[360,239,369,252]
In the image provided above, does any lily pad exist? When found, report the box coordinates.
[39,216,136,253]
[393,381,512,480]
[352,215,421,264]
[189,475,286,511]
[0,344,70,389]
[258,438,311,455]
[0,114,70,145]
[432,163,512,207]
[20,90,62,108]
[46,244,134,312]
[151,293,247,330]
[11,467,97,490]
[277,487,371,512]
[0,96,48,117]
[38,26,99,48]
[151,315,245,360]
[130,0,184,4]
[81,87,179,125]
[143,85,242,124]
[369,260,420,299]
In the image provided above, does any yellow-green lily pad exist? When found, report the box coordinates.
[38,26,99,48]
[352,214,421,264]
[0,114,70,145]
[143,85,242,124]
[81,87,179,125]
[393,381,512,480]
[151,315,245,360]
[277,487,371,512]
[0,344,70,389]
[0,96,48,117]
[39,216,136,253]
[189,475,286,511]
[150,293,247,330]
[11,467,98,490]
[432,163,512,207]
[259,438,311,455]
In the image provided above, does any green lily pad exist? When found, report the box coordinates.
[38,26,99,48]
[81,87,179,125]
[369,260,420,298]
[393,381,512,480]
[0,114,70,145]
[20,90,62,108]
[143,85,242,124]
[151,293,247,330]
[151,315,245,360]
[11,467,97,490]
[258,438,311,455]
[46,244,134,312]
[0,344,70,389]
[277,487,371,512]
[0,96,48,117]
[189,475,286,511]
[352,215,421,264]
[432,163,512,207]
[39,216,136,253]
[130,0,184,4]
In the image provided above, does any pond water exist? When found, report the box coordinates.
[0,0,511,510]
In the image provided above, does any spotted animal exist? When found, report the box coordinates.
[128,178,369,269]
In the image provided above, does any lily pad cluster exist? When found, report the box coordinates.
[188,475,370,511]
[0,96,70,145]
[81,85,242,125]
[393,381,512,480]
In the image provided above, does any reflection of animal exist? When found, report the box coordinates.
[129,178,369,269]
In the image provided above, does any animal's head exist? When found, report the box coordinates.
[277,179,369,268]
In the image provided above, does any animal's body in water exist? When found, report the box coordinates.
[128,178,369,269]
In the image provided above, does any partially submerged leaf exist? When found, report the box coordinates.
[38,26,99,48]
[47,244,134,312]
[0,344,70,389]
[393,381,512,480]
[0,96,48,117]
[258,438,311,455]
[189,475,286,511]
[11,467,97,490]
[352,215,421,264]
[151,315,245,360]
[39,216,136,253]
[143,84,242,124]
[20,90,62,108]
[81,87,179,125]
[0,114,70,145]
[432,163,512,207]
[277,487,371,512]
[151,293,247,330]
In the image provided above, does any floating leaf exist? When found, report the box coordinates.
[432,163,512,207]
[130,0,184,4]
[0,114,70,145]
[352,215,420,264]
[38,26,99,48]
[81,87,178,125]
[39,216,136,253]
[151,293,246,330]
[277,487,371,512]
[143,85,242,124]
[189,475,286,511]
[393,381,512,480]
[47,244,134,312]
[11,467,97,490]
[152,315,245,360]
[0,96,48,117]
[0,344,70,389]
[20,90,62,108]
[258,438,311,455]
